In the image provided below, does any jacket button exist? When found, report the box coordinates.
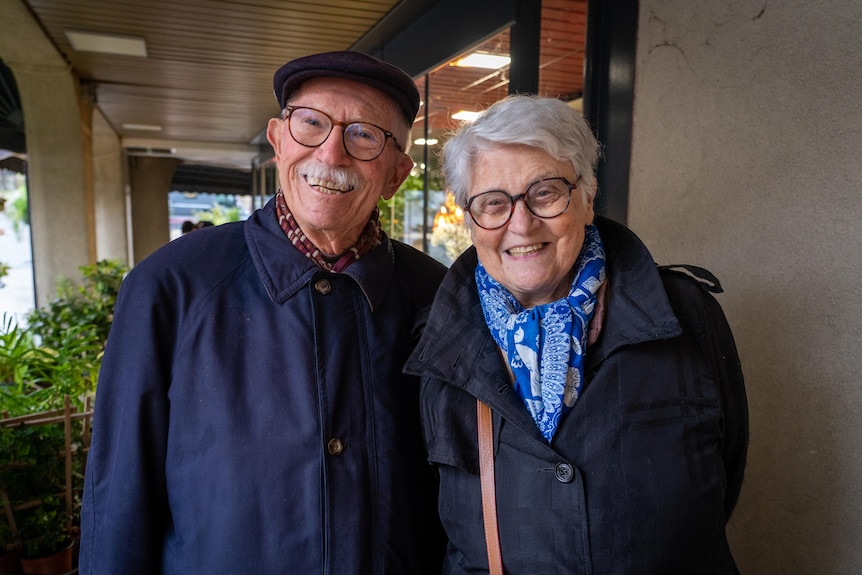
[315,279,331,294]
[327,438,344,455]
[554,462,574,483]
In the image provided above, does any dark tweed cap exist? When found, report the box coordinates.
[273,51,421,124]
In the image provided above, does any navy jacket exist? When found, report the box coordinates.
[79,198,447,574]
[405,217,748,574]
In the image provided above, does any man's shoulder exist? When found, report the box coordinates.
[388,239,447,311]
[390,239,447,279]
[127,222,251,291]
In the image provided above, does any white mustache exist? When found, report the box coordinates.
[298,161,361,193]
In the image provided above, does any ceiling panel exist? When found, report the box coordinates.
[23,0,401,166]
[10,0,586,171]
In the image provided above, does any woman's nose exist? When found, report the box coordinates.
[506,198,538,233]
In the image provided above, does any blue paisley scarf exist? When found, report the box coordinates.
[476,225,606,442]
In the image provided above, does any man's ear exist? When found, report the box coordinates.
[381,153,415,201]
[266,118,283,156]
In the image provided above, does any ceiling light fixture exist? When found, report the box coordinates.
[122,123,162,132]
[453,53,511,70]
[413,138,439,146]
[65,30,148,57]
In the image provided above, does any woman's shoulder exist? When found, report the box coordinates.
[656,264,740,373]
[657,264,727,324]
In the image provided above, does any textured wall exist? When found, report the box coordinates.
[628,0,862,572]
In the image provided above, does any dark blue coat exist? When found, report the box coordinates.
[405,217,748,574]
[79,198,447,574]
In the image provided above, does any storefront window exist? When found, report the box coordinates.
[379,0,587,265]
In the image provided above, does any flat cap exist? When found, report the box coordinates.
[273,51,420,124]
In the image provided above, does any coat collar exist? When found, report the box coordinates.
[244,197,395,311]
[405,216,682,417]
[584,216,682,370]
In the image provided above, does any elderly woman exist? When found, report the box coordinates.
[405,95,748,574]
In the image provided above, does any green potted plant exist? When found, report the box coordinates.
[0,316,53,394]
[26,259,127,362]
[0,259,127,574]
[0,421,75,574]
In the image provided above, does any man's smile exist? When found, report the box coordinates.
[304,174,355,193]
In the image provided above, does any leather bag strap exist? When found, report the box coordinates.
[477,399,504,575]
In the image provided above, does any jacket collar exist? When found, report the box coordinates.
[244,197,395,311]
[406,216,682,409]
[404,246,545,439]
[584,216,682,370]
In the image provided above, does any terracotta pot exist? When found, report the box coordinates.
[18,543,73,575]
[0,550,22,574]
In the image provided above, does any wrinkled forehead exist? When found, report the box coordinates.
[287,77,405,128]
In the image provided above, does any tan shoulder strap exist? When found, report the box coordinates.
[477,399,504,575]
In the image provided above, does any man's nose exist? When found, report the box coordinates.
[315,126,351,165]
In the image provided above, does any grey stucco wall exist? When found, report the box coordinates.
[628,0,862,572]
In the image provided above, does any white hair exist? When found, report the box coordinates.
[442,95,602,208]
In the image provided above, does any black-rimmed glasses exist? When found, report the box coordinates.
[465,177,576,230]
[283,105,401,161]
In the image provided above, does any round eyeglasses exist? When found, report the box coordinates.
[465,177,576,230]
[284,105,401,161]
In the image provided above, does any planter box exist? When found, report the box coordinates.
[0,398,91,574]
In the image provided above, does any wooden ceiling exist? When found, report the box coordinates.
[15,0,586,171]
[418,0,586,145]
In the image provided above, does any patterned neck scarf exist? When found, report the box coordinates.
[275,188,382,272]
[476,225,606,442]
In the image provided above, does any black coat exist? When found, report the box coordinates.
[405,216,748,574]
[80,198,447,574]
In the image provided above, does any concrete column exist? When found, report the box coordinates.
[0,0,94,306]
[128,156,181,264]
[92,107,129,263]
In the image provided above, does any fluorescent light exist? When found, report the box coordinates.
[122,123,162,132]
[451,111,482,122]
[413,138,439,146]
[454,53,510,70]
[65,30,148,57]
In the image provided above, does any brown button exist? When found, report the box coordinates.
[327,438,344,455]
[314,279,331,294]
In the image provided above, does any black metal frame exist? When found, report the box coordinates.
[584,0,639,223]
[355,0,639,225]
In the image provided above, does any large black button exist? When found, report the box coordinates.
[554,462,574,483]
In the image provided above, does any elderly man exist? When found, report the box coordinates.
[79,51,446,574]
